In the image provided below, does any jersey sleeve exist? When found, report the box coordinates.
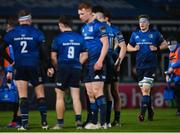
[6,45,14,72]
[156,31,164,45]
[3,32,11,46]
[97,22,108,38]
[114,27,125,43]
[37,30,46,44]
[129,32,136,47]
[51,37,59,52]
[81,38,88,52]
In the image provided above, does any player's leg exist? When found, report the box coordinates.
[93,81,107,129]
[31,66,48,129]
[145,69,155,121]
[7,102,20,128]
[70,88,82,128]
[16,80,28,130]
[14,67,29,130]
[111,81,121,126]
[138,69,154,121]
[69,68,82,128]
[84,82,99,129]
[82,88,91,126]
[34,84,48,129]
[16,107,21,127]
[104,83,112,127]
[104,57,113,127]
[51,67,68,129]
[81,67,91,126]
[137,69,146,121]
[51,88,65,129]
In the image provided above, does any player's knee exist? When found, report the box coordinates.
[142,88,151,95]
[19,97,28,108]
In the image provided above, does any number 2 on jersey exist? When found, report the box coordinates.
[20,41,28,53]
[68,46,74,59]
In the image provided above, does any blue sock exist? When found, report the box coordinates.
[114,111,120,122]
[37,98,47,125]
[19,98,29,128]
[141,95,150,115]
[106,101,112,124]
[75,115,81,122]
[57,119,64,125]
[148,96,153,112]
[90,102,98,124]
[96,95,107,126]
[86,96,91,123]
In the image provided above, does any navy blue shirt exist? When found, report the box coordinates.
[81,19,108,67]
[51,31,86,69]
[4,25,45,68]
[108,25,124,54]
[129,28,164,69]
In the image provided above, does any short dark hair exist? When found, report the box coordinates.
[78,2,92,10]
[18,9,31,18]
[92,6,105,13]
[6,17,18,27]
[59,15,72,28]
[103,8,111,22]
[138,14,150,21]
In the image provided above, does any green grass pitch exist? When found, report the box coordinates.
[0,108,180,132]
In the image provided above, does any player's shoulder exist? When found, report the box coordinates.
[131,28,140,36]
[149,28,160,34]
[177,43,180,48]
[111,24,122,33]
[133,28,140,33]
[69,31,84,42]
[30,25,43,34]
[111,25,119,30]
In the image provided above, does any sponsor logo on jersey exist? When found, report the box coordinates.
[135,35,139,39]
[88,26,93,32]
[94,75,100,80]
[148,34,153,39]
[100,26,106,33]
[56,82,62,86]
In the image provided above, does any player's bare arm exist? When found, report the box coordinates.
[94,36,109,70]
[80,51,88,64]
[127,43,139,52]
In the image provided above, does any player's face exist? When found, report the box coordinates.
[19,19,32,25]
[58,23,65,32]
[139,18,149,31]
[78,8,92,23]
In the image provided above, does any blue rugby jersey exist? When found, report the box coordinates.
[81,19,108,67]
[4,25,45,68]
[129,28,164,69]
[108,24,125,54]
[51,31,86,69]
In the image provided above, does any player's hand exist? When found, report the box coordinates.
[94,61,103,71]
[168,67,174,74]
[166,75,170,82]
[6,72,13,80]
[114,58,121,72]
[149,45,157,51]
[47,68,54,77]
[10,61,15,66]
[135,45,140,51]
